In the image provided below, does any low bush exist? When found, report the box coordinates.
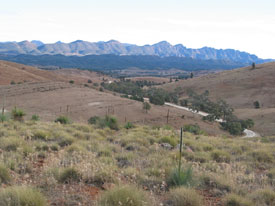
[11,108,25,121]
[223,194,252,206]
[167,167,194,187]
[0,114,7,123]
[99,185,150,206]
[89,115,119,130]
[165,187,203,206]
[0,165,11,184]
[58,168,82,183]
[88,116,100,125]
[31,114,40,121]
[183,124,203,135]
[0,186,47,206]
[55,116,71,124]
[124,122,134,129]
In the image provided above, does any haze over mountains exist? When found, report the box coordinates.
[0,40,272,64]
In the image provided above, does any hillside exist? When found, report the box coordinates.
[0,60,112,85]
[0,60,66,85]
[161,62,275,135]
[0,120,274,206]
[0,40,271,64]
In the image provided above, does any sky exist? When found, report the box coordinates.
[0,0,275,58]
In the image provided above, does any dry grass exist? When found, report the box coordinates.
[0,120,274,205]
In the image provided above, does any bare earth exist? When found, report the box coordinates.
[0,82,226,136]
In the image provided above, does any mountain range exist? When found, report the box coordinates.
[0,40,272,64]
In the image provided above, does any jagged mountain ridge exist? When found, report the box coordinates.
[0,40,271,64]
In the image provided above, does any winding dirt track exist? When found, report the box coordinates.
[164,102,259,138]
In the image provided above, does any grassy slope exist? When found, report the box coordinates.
[0,120,274,205]
[160,62,275,136]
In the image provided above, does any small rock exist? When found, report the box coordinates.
[160,143,173,150]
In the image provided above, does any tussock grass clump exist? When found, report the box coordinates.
[0,186,47,206]
[200,175,232,193]
[250,150,273,163]
[0,137,21,151]
[165,187,203,206]
[249,189,275,206]
[32,130,48,141]
[167,167,194,187]
[0,165,11,184]
[99,185,150,206]
[159,136,177,147]
[58,136,74,147]
[223,194,252,206]
[58,168,82,183]
[211,150,231,163]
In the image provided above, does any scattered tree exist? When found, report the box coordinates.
[143,102,151,113]
[254,101,260,109]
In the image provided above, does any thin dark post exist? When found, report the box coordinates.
[166,109,170,124]
[2,95,5,116]
[178,127,183,173]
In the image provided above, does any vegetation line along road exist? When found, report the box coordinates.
[164,102,259,138]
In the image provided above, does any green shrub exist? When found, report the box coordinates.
[31,114,40,121]
[0,186,47,206]
[69,80,74,84]
[223,194,252,206]
[249,189,275,206]
[55,116,71,124]
[183,124,203,135]
[211,150,231,163]
[159,136,177,147]
[88,116,100,125]
[103,116,119,130]
[167,167,194,187]
[58,168,82,183]
[0,114,7,123]
[99,185,150,206]
[11,108,25,121]
[165,187,203,206]
[124,122,134,129]
[0,165,11,184]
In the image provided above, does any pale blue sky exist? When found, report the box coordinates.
[1,0,275,58]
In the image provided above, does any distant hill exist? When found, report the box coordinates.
[0,54,248,72]
[0,40,272,64]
